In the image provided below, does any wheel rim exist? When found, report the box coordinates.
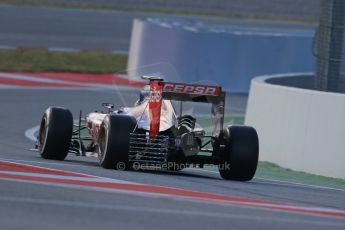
[38,116,48,153]
[98,126,108,163]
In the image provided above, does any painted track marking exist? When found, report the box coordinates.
[0,72,145,89]
[0,160,344,219]
[0,196,344,227]
[186,167,345,193]
[25,125,345,193]
[24,125,39,142]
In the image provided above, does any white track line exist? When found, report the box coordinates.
[186,168,345,192]
[0,73,79,84]
[0,159,137,185]
[24,125,39,142]
[0,45,128,54]
[254,178,345,193]
[0,158,96,169]
[0,196,344,226]
[0,72,113,88]
[0,159,97,178]
[0,84,139,91]
[0,72,141,90]
[0,171,133,183]
[2,158,345,219]
[7,154,345,193]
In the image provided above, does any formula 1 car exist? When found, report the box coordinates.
[36,76,259,181]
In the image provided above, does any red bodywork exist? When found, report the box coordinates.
[148,81,163,138]
[148,81,222,138]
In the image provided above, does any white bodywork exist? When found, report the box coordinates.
[87,99,177,132]
[87,113,107,126]
[123,99,176,131]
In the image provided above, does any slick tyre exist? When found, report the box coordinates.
[219,125,259,181]
[38,107,73,160]
[98,115,137,169]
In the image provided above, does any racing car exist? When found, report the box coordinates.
[36,76,259,181]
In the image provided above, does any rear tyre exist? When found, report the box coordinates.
[98,115,137,169]
[38,107,73,160]
[218,125,259,181]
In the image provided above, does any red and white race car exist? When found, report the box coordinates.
[36,77,259,181]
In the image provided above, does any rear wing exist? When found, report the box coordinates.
[162,82,224,103]
[141,75,225,103]
[145,77,225,138]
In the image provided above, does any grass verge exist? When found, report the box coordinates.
[255,162,345,190]
[0,49,127,73]
[198,116,345,189]
[203,162,345,190]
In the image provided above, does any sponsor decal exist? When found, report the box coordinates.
[149,81,163,138]
[163,82,220,96]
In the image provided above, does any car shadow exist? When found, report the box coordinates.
[67,158,219,179]
[33,155,221,180]
[133,168,221,180]
[64,158,100,167]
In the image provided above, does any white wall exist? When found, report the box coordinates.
[128,18,315,93]
[245,73,345,179]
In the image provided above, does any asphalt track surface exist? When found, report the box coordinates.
[0,87,344,230]
[0,5,315,52]
[0,5,343,230]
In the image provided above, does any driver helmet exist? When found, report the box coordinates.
[134,85,150,106]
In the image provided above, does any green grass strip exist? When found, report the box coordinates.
[256,161,345,190]
[197,116,345,189]
[202,161,345,190]
[0,49,127,73]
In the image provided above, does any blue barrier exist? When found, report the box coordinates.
[128,18,315,92]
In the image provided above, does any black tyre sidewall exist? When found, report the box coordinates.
[39,107,73,160]
[99,115,136,169]
[219,125,259,181]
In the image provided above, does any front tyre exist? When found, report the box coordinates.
[98,115,137,169]
[218,125,259,181]
[38,107,73,160]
